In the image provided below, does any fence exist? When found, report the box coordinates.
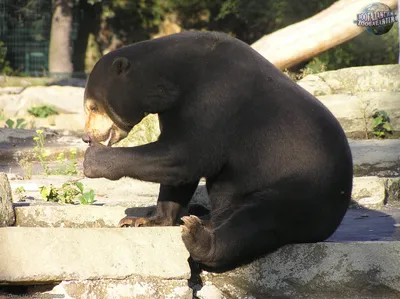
[0,0,79,77]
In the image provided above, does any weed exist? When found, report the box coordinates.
[15,186,27,202]
[33,129,51,175]
[54,148,78,176]
[32,130,79,176]
[17,154,33,179]
[74,182,95,205]
[357,96,369,139]
[39,185,59,202]
[372,110,393,139]
[39,182,95,205]
[28,105,58,118]
[5,118,27,129]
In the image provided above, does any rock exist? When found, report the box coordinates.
[318,92,400,134]
[299,64,400,95]
[386,178,400,202]
[196,283,224,299]
[0,227,190,282]
[0,128,57,144]
[42,279,192,299]
[114,114,160,147]
[0,87,25,95]
[200,242,400,298]
[15,206,133,228]
[0,173,15,226]
[350,139,400,177]
[0,86,84,117]
[53,114,85,132]
[351,176,386,208]
[297,74,333,96]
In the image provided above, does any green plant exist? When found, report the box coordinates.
[39,182,95,205]
[372,110,393,139]
[15,186,27,202]
[28,105,58,118]
[33,129,51,175]
[17,154,33,179]
[54,148,79,175]
[74,182,96,205]
[5,118,27,129]
[58,183,80,204]
[39,185,59,202]
[32,130,80,176]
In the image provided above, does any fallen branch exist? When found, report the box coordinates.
[251,0,398,70]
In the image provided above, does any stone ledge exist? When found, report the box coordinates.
[0,227,190,282]
[14,205,132,228]
[2,238,400,298]
[1,279,192,299]
[12,176,400,230]
[199,241,400,299]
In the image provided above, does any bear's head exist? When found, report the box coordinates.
[83,41,181,146]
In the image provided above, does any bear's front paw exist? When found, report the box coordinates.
[83,144,120,180]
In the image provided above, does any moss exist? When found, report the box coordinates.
[114,114,160,147]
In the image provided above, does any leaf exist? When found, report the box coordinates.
[39,186,49,200]
[372,116,383,127]
[5,119,14,128]
[78,194,87,205]
[16,118,26,129]
[382,123,393,132]
[74,182,84,193]
[80,189,95,205]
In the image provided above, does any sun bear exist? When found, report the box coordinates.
[82,31,353,271]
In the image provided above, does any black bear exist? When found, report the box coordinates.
[82,31,353,271]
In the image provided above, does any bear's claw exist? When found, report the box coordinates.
[181,215,203,236]
[119,216,150,227]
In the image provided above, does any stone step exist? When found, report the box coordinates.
[199,241,400,299]
[0,227,190,283]
[350,139,400,177]
[9,176,400,226]
[1,226,399,298]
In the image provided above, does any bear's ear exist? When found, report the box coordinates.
[112,57,131,76]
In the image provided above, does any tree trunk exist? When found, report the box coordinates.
[72,0,102,74]
[251,0,398,70]
[49,0,74,75]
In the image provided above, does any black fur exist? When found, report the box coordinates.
[83,31,353,271]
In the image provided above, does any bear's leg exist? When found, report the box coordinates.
[119,181,199,227]
[181,199,283,270]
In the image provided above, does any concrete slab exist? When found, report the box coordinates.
[0,173,14,227]
[317,92,400,134]
[0,227,190,282]
[199,241,400,299]
[14,205,130,228]
[10,176,400,219]
[350,139,400,176]
[46,279,192,299]
[12,204,400,241]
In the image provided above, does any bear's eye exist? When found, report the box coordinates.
[89,105,98,112]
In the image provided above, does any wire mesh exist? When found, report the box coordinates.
[1,0,79,77]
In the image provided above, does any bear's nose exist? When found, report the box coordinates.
[82,133,91,144]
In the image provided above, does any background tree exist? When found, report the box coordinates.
[48,0,74,75]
